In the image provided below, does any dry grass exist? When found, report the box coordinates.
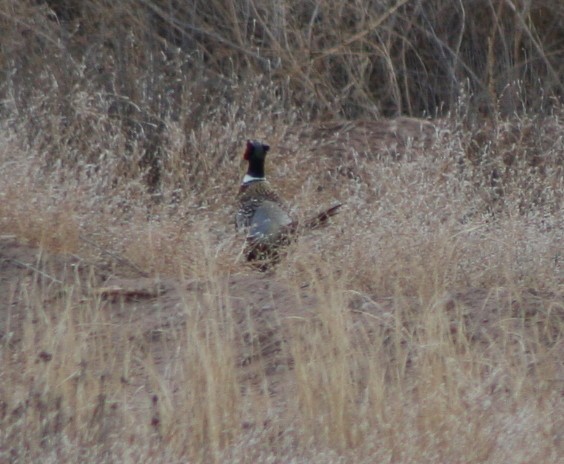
[0,1,563,462]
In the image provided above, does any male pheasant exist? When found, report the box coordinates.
[236,140,342,264]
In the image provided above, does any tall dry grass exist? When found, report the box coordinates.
[1,0,563,192]
[0,0,563,462]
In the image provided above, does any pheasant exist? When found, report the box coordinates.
[236,140,342,264]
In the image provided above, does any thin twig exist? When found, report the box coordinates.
[79,235,150,278]
[4,258,64,284]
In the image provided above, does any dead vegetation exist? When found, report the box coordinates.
[0,1,563,462]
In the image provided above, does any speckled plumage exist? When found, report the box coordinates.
[236,140,342,265]
[236,180,291,232]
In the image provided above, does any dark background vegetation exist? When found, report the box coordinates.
[0,0,562,193]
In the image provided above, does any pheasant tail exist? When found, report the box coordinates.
[301,203,343,231]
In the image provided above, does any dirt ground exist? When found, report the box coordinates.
[2,234,561,403]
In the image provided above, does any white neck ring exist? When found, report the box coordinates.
[242,174,266,184]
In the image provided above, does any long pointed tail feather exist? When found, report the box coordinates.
[302,203,343,230]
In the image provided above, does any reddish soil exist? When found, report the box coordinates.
[2,234,561,391]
